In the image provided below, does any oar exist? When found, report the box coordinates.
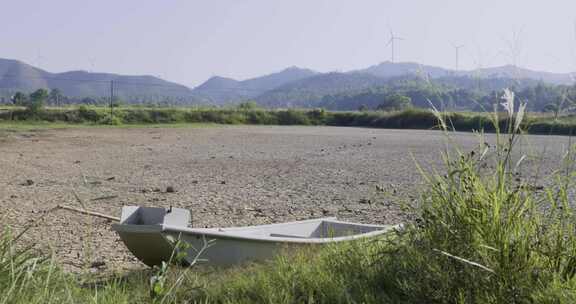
[56,204,120,222]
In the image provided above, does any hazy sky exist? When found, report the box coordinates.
[3,0,576,87]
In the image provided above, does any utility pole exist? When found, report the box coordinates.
[110,80,114,121]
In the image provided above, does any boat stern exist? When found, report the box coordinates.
[112,206,191,267]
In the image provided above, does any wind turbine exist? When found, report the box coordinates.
[452,44,464,71]
[88,58,96,72]
[386,29,404,63]
[35,53,45,68]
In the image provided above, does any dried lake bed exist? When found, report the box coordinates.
[0,125,571,272]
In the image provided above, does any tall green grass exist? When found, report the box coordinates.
[192,240,397,304]
[0,230,199,303]
[368,91,576,303]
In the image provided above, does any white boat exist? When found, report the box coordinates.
[112,206,399,267]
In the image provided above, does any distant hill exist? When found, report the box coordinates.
[191,67,318,104]
[468,65,574,85]
[256,72,388,108]
[0,58,50,91]
[1,57,575,109]
[187,76,243,103]
[0,58,194,102]
[199,62,575,107]
[356,61,574,85]
[355,61,453,79]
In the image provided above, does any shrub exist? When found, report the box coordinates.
[121,109,153,123]
[98,115,123,125]
[389,108,436,129]
[199,110,226,124]
[77,105,106,122]
[325,112,359,126]
[27,89,48,115]
[246,110,278,125]
[148,109,183,123]
[183,110,204,123]
[276,109,311,125]
[376,94,412,111]
[306,108,327,125]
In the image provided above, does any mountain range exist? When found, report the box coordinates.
[0,58,192,101]
[0,57,574,107]
[191,67,318,104]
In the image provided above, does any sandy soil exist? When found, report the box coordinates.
[0,126,571,272]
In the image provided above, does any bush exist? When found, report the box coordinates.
[209,110,247,124]
[148,109,183,123]
[306,108,327,125]
[98,115,123,125]
[376,94,412,111]
[77,105,107,122]
[276,109,311,125]
[122,109,153,123]
[26,89,48,117]
[246,110,278,125]
[183,110,204,123]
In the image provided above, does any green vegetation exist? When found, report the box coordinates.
[27,89,49,116]
[313,76,576,112]
[197,90,576,303]
[0,104,575,136]
[199,241,392,303]
[375,93,412,111]
[11,92,28,106]
[2,89,576,303]
[0,230,184,304]
[256,72,576,112]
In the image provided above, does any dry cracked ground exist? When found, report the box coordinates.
[0,125,571,272]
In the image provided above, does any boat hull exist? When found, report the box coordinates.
[112,206,398,267]
[165,230,307,266]
[115,227,173,266]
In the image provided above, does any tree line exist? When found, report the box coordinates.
[3,77,576,114]
[319,78,576,113]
